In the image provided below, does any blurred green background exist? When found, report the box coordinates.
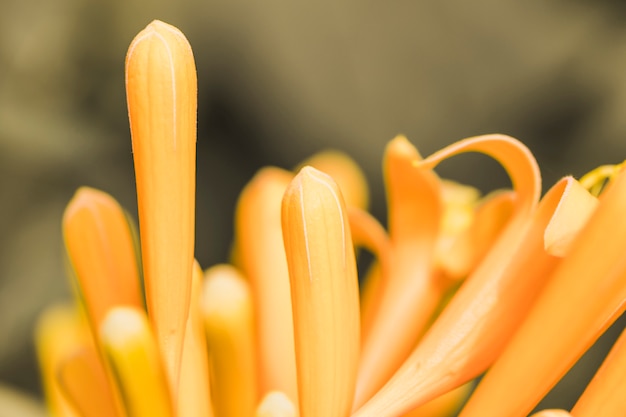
[1,0,626,413]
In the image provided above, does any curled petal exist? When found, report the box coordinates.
[459,168,626,417]
[355,135,550,417]
[354,136,442,407]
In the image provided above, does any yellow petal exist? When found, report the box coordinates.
[100,307,173,417]
[34,305,88,417]
[434,180,480,278]
[235,167,298,402]
[57,346,120,417]
[201,264,257,417]
[355,134,547,417]
[438,190,514,280]
[178,260,213,417]
[458,167,626,417]
[544,179,597,257]
[126,19,197,396]
[281,166,360,417]
[571,327,626,416]
[255,392,297,417]
[63,187,143,336]
[297,149,370,210]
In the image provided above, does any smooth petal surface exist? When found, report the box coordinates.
[58,346,120,417]
[126,19,197,395]
[235,167,297,402]
[178,261,212,417]
[35,305,88,417]
[100,307,173,417]
[282,166,360,417]
[571,327,626,417]
[354,136,442,407]
[63,187,143,334]
[201,264,257,417]
[459,167,626,417]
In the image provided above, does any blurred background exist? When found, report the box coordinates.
[1,0,626,413]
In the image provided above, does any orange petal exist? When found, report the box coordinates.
[354,136,442,407]
[63,187,143,337]
[347,206,392,342]
[57,346,120,417]
[282,167,360,417]
[354,135,550,417]
[571,327,626,416]
[201,264,257,417]
[126,19,197,396]
[458,168,626,417]
[178,261,213,417]
[235,167,298,402]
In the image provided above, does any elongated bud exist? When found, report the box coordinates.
[63,187,143,335]
[100,307,173,417]
[201,265,257,417]
[281,166,360,417]
[126,19,197,397]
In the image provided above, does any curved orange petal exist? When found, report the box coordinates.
[282,167,360,417]
[354,135,550,417]
[354,136,442,407]
[126,19,197,396]
[459,168,626,417]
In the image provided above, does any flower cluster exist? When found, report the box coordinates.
[35,20,626,417]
